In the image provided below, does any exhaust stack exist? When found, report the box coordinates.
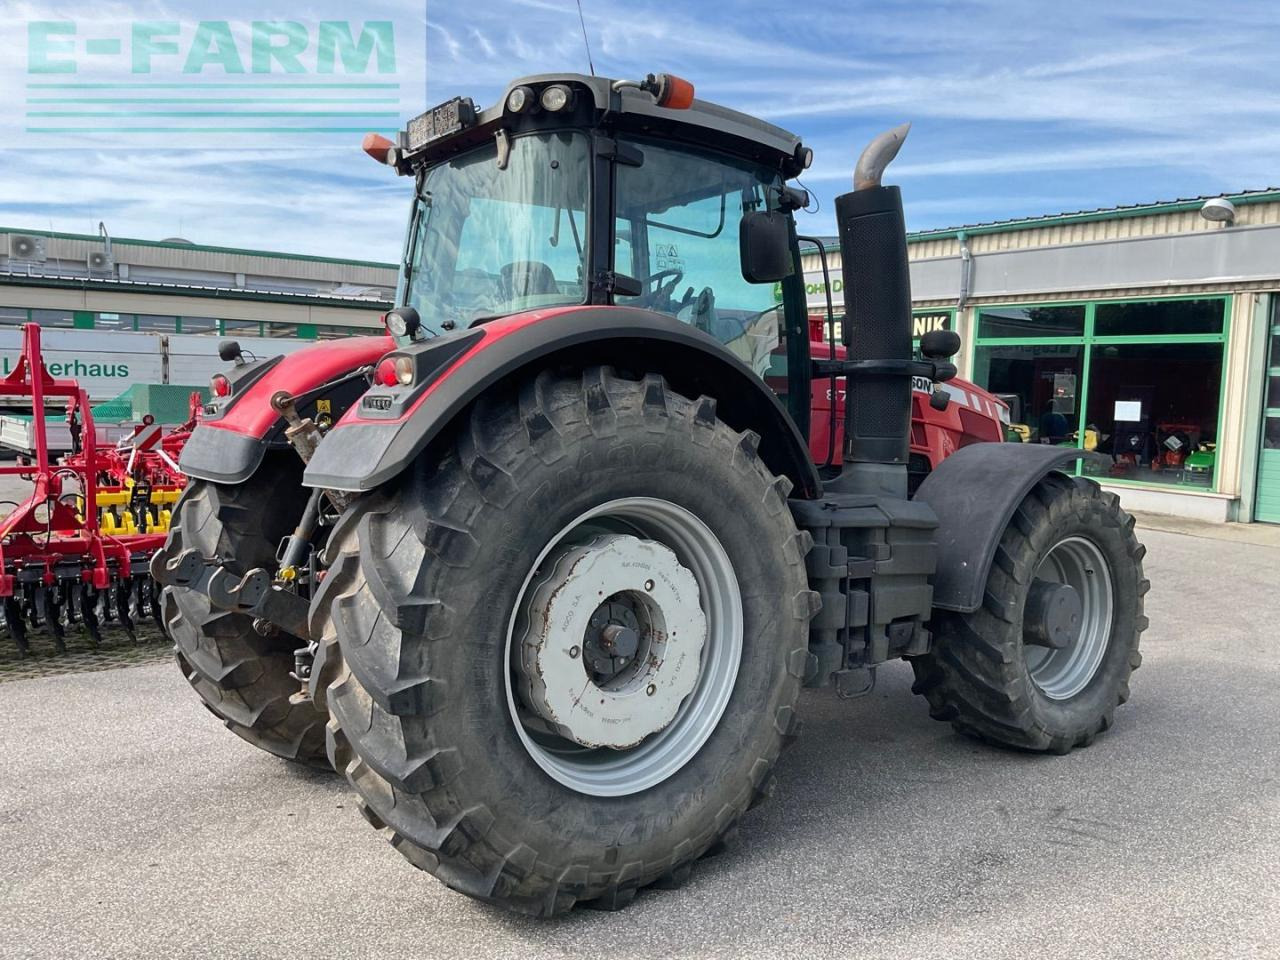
[828,124,915,497]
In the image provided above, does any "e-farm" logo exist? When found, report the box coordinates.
[18,17,422,147]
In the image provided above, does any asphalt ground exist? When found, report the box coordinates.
[0,526,1277,960]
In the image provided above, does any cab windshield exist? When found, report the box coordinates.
[400,131,590,333]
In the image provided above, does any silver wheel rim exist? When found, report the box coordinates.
[504,497,743,797]
[1024,536,1114,700]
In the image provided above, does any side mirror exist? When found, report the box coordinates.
[740,211,794,284]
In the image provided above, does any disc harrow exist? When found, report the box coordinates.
[0,323,194,657]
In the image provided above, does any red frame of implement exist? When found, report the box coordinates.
[0,324,164,596]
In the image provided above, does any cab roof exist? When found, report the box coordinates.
[395,73,809,179]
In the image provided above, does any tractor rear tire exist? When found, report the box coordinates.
[311,367,815,915]
[911,473,1147,753]
[164,455,328,766]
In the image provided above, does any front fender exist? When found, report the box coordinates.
[913,443,1107,612]
[303,306,821,498]
[180,335,391,484]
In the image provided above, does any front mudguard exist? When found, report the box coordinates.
[179,335,391,484]
[302,306,821,498]
[913,443,1108,613]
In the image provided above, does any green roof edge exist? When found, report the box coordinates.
[0,273,392,309]
[816,189,1280,252]
[0,224,396,271]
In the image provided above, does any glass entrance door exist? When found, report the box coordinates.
[1255,303,1280,523]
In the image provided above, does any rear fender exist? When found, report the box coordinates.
[179,335,391,484]
[302,305,821,498]
[913,443,1107,612]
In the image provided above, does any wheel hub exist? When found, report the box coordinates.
[1023,535,1115,700]
[1023,579,1082,649]
[515,534,706,750]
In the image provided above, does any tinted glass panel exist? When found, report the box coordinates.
[972,343,1083,443]
[31,309,74,327]
[978,305,1084,339]
[94,312,130,330]
[135,314,177,332]
[1084,342,1224,487]
[1268,375,1280,410]
[1094,299,1224,337]
[0,307,26,325]
[265,323,298,338]
[1264,416,1280,450]
[316,326,358,339]
[222,320,261,335]
[180,316,218,334]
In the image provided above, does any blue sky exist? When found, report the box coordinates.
[2,0,1279,260]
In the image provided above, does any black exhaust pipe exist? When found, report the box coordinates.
[828,124,913,497]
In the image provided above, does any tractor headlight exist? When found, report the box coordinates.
[383,306,422,340]
[507,85,535,114]
[540,84,574,112]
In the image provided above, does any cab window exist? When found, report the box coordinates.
[615,141,783,377]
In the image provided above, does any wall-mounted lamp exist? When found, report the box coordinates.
[1199,197,1237,225]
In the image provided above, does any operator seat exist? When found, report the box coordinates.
[500,260,559,300]
[687,286,718,336]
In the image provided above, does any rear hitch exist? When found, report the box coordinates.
[150,545,217,590]
[205,566,311,641]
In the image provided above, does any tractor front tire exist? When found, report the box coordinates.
[311,368,815,915]
[164,456,328,766]
[912,473,1147,753]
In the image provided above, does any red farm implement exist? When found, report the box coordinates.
[0,323,193,655]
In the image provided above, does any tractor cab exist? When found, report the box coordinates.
[372,73,810,383]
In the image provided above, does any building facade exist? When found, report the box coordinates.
[800,189,1280,524]
[0,225,396,340]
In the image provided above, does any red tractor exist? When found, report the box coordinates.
[154,74,1147,916]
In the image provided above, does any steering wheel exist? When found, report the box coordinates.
[643,268,685,309]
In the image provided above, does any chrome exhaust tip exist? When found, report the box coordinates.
[853,122,911,191]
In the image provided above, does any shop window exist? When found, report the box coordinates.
[0,307,27,326]
[1264,417,1280,451]
[135,314,177,332]
[30,309,75,327]
[179,316,218,334]
[977,305,1085,339]
[1267,374,1280,411]
[94,312,131,331]
[972,344,1083,443]
[222,319,262,336]
[1083,342,1224,487]
[1094,299,1224,337]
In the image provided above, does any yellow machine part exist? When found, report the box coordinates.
[94,482,182,534]
[1007,423,1032,443]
